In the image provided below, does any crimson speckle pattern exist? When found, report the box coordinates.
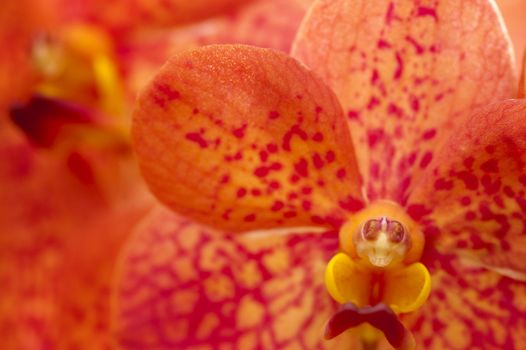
[292,0,516,202]
[114,208,361,349]
[133,45,364,232]
[407,100,526,276]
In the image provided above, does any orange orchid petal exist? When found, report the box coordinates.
[401,251,526,349]
[496,0,526,65]
[121,0,313,112]
[198,0,313,53]
[0,207,149,350]
[0,0,54,113]
[56,0,251,32]
[292,0,516,201]
[133,45,364,232]
[0,123,152,349]
[519,50,526,99]
[406,100,526,275]
[113,207,360,349]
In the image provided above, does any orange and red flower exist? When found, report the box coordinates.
[114,0,526,349]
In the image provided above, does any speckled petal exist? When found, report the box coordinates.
[407,100,526,276]
[292,0,516,201]
[401,251,526,350]
[0,123,151,350]
[133,45,364,232]
[113,207,360,350]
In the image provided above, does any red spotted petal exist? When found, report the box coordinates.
[292,0,516,201]
[400,251,526,349]
[0,123,152,349]
[132,45,364,232]
[407,100,526,275]
[0,207,148,350]
[113,207,360,349]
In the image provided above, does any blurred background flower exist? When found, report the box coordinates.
[0,0,313,349]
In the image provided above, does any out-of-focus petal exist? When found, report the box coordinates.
[0,120,152,349]
[113,207,360,349]
[0,206,149,350]
[199,0,313,53]
[121,0,313,99]
[54,0,251,32]
[292,0,516,201]
[0,0,55,113]
[519,51,525,99]
[407,100,526,276]
[496,0,526,65]
[399,251,526,349]
[133,45,364,232]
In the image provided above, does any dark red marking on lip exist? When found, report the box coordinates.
[10,95,97,148]
[324,303,408,348]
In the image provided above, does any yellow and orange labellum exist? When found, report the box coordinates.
[325,201,430,333]
[112,207,360,350]
[325,255,430,314]
[399,251,526,350]
[133,45,364,232]
[292,0,516,202]
[33,24,126,118]
[407,100,526,277]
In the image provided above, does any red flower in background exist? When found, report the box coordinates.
[115,0,526,349]
[0,0,312,349]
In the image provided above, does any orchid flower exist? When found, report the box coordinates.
[114,0,526,349]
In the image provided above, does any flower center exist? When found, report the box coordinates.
[324,200,431,349]
[31,24,125,118]
[355,216,410,268]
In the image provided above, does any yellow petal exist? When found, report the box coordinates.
[383,262,431,313]
[325,253,371,306]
